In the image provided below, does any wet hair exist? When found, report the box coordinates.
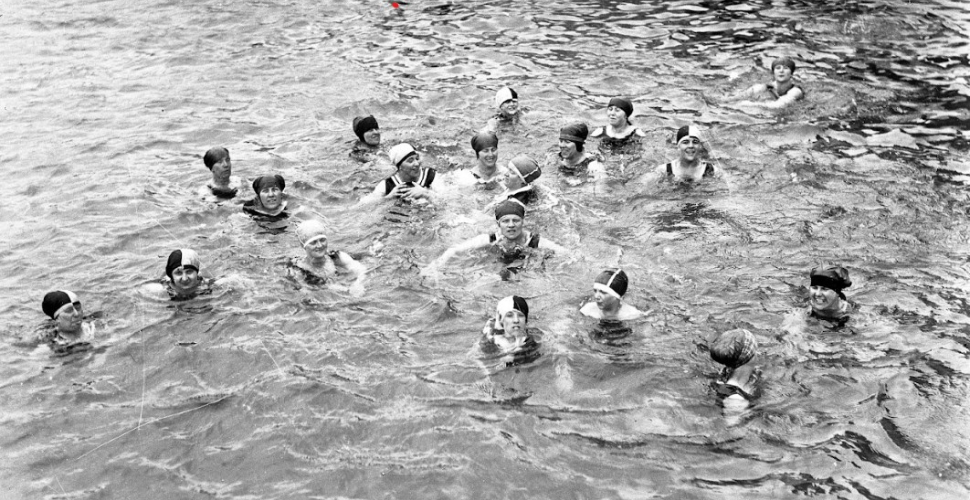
[710,329,758,368]
[810,266,852,300]
[772,56,796,73]
[608,97,634,118]
[352,116,379,142]
[203,147,229,170]
[494,199,526,220]
[252,175,285,196]
[471,131,499,158]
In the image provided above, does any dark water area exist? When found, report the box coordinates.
[1,0,969,498]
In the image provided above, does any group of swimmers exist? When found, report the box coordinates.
[41,56,838,407]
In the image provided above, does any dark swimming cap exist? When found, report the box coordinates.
[166,249,201,280]
[495,295,529,323]
[42,290,80,319]
[352,115,379,142]
[389,143,418,169]
[494,199,526,220]
[252,175,285,195]
[471,131,499,155]
[509,154,541,184]
[495,87,518,108]
[560,122,589,144]
[594,268,628,298]
[710,328,758,368]
[676,125,704,143]
[608,97,634,118]
[810,266,851,299]
[203,147,229,170]
[772,56,796,73]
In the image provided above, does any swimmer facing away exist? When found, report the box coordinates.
[709,328,759,401]
[289,219,368,296]
[724,56,804,110]
[640,125,717,184]
[40,290,89,349]
[808,266,852,320]
[203,147,243,198]
[590,97,646,154]
[359,143,438,205]
[454,131,507,191]
[421,199,567,277]
[552,122,606,183]
[243,174,288,218]
[579,268,643,321]
[350,115,381,162]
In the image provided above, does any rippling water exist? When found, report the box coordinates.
[2,0,969,498]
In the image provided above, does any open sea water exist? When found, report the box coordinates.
[1,0,969,498]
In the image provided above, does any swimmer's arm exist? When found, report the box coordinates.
[725,83,767,102]
[536,237,568,254]
[424,234,491,271]
[356,183,388,206]
[334,251,367,297]
[636,164,665,185]
[757,87,803,109]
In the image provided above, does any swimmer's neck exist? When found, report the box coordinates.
[607,122,633,137]
[811,300,847,319]
[305,254,334,269]
[773,79,794,96]
[676,157,702,170]
[475,161,499,179]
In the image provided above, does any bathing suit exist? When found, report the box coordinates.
[290,254,340,286]
[592,126,644,154]
[350,141,379,163]
[164,278,214,301]
[209,184,238,199]
[243,199,288,219]
[382,168,436,196]
[489,232,540,264]
[470,170,504,191]
[666,162,715,179]
[767,82,804,100]
[507,187,537,205]
[558,155,599,176]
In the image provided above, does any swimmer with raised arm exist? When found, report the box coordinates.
[590,97,646,154]
[808,266,852,320]
[640,125,717,184]
[423,199,566,276]
[485,86,520,132]
[350,115,382,162]
[725,56,804,110]
[40,290,90,350]
[203,147,243,198]
[454,131,507,191]
[289,219,367,296]
[243,175,289,218]
[359,143,438,205]
[579,268,643,321]
[551,122,606,183]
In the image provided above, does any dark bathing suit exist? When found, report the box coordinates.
[666,162,715,179]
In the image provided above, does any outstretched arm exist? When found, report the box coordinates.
[422,233,492,276]
[334,251,368,297]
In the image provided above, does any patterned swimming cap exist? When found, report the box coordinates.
[495,87,518,108]
[594,268,628,298]
[710,328,758,368]
[495,295,529,324]
[42,290,80,319]
[676,125,704,143]
[166,249,201,280]
[509,154,541,184]
[494,198,526,220]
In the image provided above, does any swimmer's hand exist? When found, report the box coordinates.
[348,281,365,298]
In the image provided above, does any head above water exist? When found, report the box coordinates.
[165,249,201,281]
[594,268,629,299]
[495,87,518,108]
[252,175,285,197]
[509,154,541,185]
[494,295,529,325]
[560,122,589,146]
[676,125,704,144]
[810,266,852,300]
[710,328,758,369]
[608,97,634,118]
[494,198,526,220]
[353,115,380,143]
[771,56,796,74]
[42,290,81,319]
[389,143,418,169]
[471,131,499,158]
[296,219,328,249]
[203,147,230,170]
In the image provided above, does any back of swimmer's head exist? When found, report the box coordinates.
[203,147,229,170]
[509,154,541,184]
[710,328,758,368]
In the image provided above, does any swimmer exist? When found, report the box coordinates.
[640,125,716,183]
[481,295,541,367]
[203,147,241,198]
[551,122,606,183]
[359,143,438,204]
[483,154,548,209]
[422,199,567,276]
[139,249,212,300]
[243,175,288,217]
[579,268,643,321]
[289,219,368,296]
[41,290,87,346]
[725,56,804,110]
[484,87,520,132]
[590,97,646,154]
[350,115,381,162]
[455,131,506,190]
[808,266,852,320]
[709,328,759,400]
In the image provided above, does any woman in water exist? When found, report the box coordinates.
[422,199,566,276]
[141,249,213,301]
[359,143,438,205]
[590,97,646,155]
[481,295,540,367]
[485,86,520,133]
[288,219,368,296]
[243,174,288,218]
[203,146,243,198]
[350,115,381,163]
[709,328,760,423]
[454,131,506,191]
[483,153,548,210]
[640,125,717,183]
[725,56,804,110]
[40,290,92,352]
[551,122,606,183]
[579,268,643,321]
[808,266,852,321]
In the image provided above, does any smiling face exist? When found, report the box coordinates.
[478,146,498,169]
[500,309,527,337]
[773,64,793,84]
[54,302,83,335]
[499,99,519,118]
[559,139,579,160]
[809,285,840,314]
[607,105,628,128]
[304,236,329,261]
[363,128,381,146]
[398,153,422,181]
[678,136,701,163]
[496,214,524,241]
[259,186,283,210]
[171,267,202,294]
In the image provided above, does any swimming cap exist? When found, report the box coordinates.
[560,122,589,144]
[471,131,499,155]
[710,328,758,368]
[771,56,796,73]
[296,219,328,248]
[810,266,852,299]
[252,175,285,194]
[389,143,418,169]
[495,295,529,324]
[593,268,628,299]
[166,249,201,280]
[494,199,526,220]
[495,87,518,108]
[203,147,229,170]
[352,115,379,142]
[42,290,80,319]
[509,154,541,184]
[608,97,634,118]
[676,125,704,143]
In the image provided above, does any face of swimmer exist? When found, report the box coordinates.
[54,302,84,335]
[593,288,621,314]
[478,146,498,170]
[607,105,628,128]
[678,136,702,163]
[500,309,527,337]
[259,186,283,210]
[809,285,840,314]
[210,154,232,185]
[304,236,329,261]
[363,128,381,147]
[499,99,519,118]
[503,170,526,191]
[773,64,793,84]
[398,153,422,181]
[171,266,202,294]
[497,214,524,241]
[559,139,579,160]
